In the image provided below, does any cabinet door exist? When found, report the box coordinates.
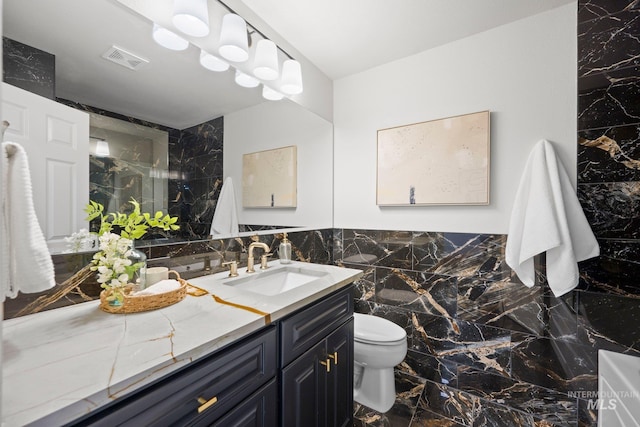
[280,286,352,367]
[195,379,277,427]
[68,327,276,427]
[325,319,354,427]
[281,342,327,427]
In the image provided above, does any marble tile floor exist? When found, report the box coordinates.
[353,369,561,427]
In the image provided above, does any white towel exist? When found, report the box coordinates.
[505,139,599,297]
[135,279,181,296]
[210,177,239,237]
[1,142,56,301]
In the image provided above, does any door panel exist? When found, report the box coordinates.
[2,82,89,253]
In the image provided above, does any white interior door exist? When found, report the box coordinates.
[2,83,89,253]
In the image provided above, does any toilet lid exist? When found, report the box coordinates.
[354,313,406,344]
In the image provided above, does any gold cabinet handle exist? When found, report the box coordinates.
[197,396,218,413]
[319,358,331,373]
[328,351,338,365]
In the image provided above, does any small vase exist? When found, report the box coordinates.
[128,246,147,292]
[108,298,123,307]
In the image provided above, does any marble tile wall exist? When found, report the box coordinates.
[3,229,334,319]
[169,117,224,240]
[350,2,640,425]
[338,229,640,426]
[2,37,55,100]
[59,99,221,241]
[577,0,640,297]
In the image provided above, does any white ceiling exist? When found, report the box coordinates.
[240,0,575,80]
[2,0,574,129]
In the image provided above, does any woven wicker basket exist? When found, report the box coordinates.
[99,270,187,314]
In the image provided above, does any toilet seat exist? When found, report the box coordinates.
[354,313,406,346]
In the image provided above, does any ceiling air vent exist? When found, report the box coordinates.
[101,45,149,71]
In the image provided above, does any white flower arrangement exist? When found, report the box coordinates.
[90,232,144,304]
[64,228,98,253]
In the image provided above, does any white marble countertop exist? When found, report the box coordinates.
[2,261,362,427]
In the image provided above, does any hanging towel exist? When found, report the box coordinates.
[210,177,239,237]
[1,142,56,301]
[505,139,599,297]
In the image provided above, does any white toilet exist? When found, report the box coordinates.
[353,313,408,413]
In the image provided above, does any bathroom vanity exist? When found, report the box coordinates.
[1,262,362,426]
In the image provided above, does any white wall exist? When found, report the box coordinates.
[224,99,333,229]
[333,3,577,234]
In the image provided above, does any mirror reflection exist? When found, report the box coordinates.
[89,113,169,221]
[2,0,334,254]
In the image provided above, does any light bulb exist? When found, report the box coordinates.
[262,85,284,101]
[253,39,279,81]
[219,14,249,62]
[280,59,303,95]
[173,0,210,37]
[152,24,189,51]
[235,70,259,88]
[200,49,229,72]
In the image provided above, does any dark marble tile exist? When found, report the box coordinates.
[3,252,100,319]
[411,232,477,270]
[577,291,640,354]
[346,263,376,303]
[458,277,578,340]
[376,268,457,317]
[353,371,425,427]
[333,228,344,263]
[456,366,577,425]
[342,229,413,269]
[287,229,334,264]
[58,98,176,135]
[578,124,640,183]
[472,400,563,427]
[411,313,511,377]
[510,334,598,393]
[578,66,640,130]
[577,182,640,239]
[577,239,640,296]
[577,398,598,427]
[578,0,640,23]
[400,350,459,388]
[418,380,478,426]
[3,37,55,99]
[578,8,640,77]
[410,408,467,426]
[358,303,414,340]
[179,117,224,159]
[427,234,510,281]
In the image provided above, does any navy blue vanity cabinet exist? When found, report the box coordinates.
[325,320,354,427]
[199,379,278,427]
[66,326,277,427]
[280,285,354,427]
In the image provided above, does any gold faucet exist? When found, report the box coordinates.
[246,242,270,273]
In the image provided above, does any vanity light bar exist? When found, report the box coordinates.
[151,0,303,99]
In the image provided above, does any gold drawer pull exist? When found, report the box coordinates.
[328,352,338,365]
[197,396,218,413]
[320,359,331,373]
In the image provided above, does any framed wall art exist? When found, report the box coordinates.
[376,110,490,206]
[242,145,297,208]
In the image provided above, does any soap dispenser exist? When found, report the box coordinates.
[279,233,292,264]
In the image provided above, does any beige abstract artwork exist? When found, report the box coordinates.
[243,145,297,208]
[377,111,490,205]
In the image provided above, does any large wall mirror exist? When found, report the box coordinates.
[2,0,333,254]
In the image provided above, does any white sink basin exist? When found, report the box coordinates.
[222,265,328,296]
